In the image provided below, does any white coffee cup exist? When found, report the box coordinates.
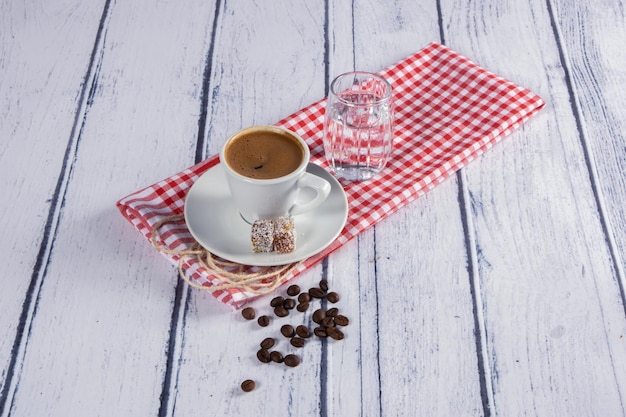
[220,126,331,223]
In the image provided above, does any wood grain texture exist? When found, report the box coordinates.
[3,0,217,415]
[444,0,626,415]
[170,1,331,415]
[551,0,626,290]
[331,2,488,416]
[1,0,625,416]
[0,0,107,410]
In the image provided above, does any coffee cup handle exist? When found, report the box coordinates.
[290,173,332,216]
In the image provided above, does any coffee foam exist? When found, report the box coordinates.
[225,130,304,179]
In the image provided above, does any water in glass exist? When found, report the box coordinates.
[323,72,393,181]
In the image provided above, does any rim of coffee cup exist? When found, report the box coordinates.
[219,125,311,184]
[330,71,393,105]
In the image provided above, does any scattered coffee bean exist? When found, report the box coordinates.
[312,308,326,324]
[326,292,340,303]
[270,351,284,363]
[257,348,271,363]
[334,315,349,326]
[287,285,300,296]
[283,298,296,310]
[241,307,256,320]
[270,296,284,307]
[309,287,325,299]
[284,354,300,367]
[290,337,305,348]
[321,317,335,328]
[314,327,328,338]
[326,327,344,340]
[257,315,270,327]
[280,324,295,338]
[260,337,275,350]
[296,325,311,338]
[274,306,289,317]
[241,379,255,392]
[247,283,348,379]
[326,307,339,317]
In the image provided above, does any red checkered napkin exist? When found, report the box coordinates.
[117,42,545,308]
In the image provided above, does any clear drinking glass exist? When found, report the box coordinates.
[323,71,394,181]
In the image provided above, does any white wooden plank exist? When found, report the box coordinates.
[323,2,490,416]
[443,0,626,415]
[199,0,329,158]
[551,0,626,292]
[169,1,488,415]
[168,1,336,415]
[3,1,625,416]
[6,0,218,415]
[0,0,107,409]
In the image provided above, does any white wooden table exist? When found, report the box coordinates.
[2,0,626,416]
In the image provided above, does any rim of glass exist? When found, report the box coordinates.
[330,71,393,105]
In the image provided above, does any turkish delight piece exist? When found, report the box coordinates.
[273,217,296,254]
[251,219,274,253]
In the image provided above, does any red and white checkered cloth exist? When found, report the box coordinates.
[117,43,545,308]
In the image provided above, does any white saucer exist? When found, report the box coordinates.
[184,163,348,266]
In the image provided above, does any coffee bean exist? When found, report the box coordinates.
[290,337,305,348]
[326,307,339,317]
[284,354,300,367]
[257,348,271,363]
[326,327,344,340]
[287,285,300,296]
[296,302,309,312]
[334,314,350,326]
[281,324,295,338]
[270,351,284,363]
[321,317,335,328]
[314,327,328,338]
[241,307,255,320]
[312,308,326,324]
[241,379,255,392]
[260,337,275,349]
[319,279,329,292]
[257,315,270,327]
[296,325,311,338]
[283,298,296,310]
[309,287,325,299]
[274,306,289,317]
[326,292,340,303]
[270,296,284,307]
[297,293,311,303]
